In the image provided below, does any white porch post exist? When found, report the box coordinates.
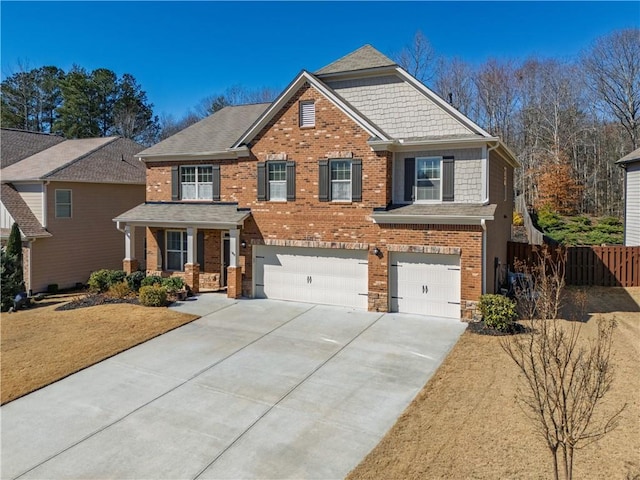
[186,227,197,265]
[124,225,135,260]
[229,228,240,267]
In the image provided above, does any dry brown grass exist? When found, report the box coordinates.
[348,287,640,480]
[0,294,198,405]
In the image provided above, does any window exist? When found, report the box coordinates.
[331,160,352,201]
[415,157,441,201]
[181,166,213,200]
[268,162,286,201]
[166,231,187,271]
[300,100,315,127]
[55,189,72,218]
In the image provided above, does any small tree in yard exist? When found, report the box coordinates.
[502,249,625,480]
[6,222,24,290]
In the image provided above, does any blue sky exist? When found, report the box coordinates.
[2,1,639,119]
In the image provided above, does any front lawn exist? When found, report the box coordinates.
[0,294,198,404]
[347,287,640,479]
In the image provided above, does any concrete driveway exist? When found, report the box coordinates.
[1,295,466,480]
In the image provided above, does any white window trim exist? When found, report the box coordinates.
[55,189,72,218]
[180,165,213,201]
[330,159,352,202]
[166,230,187,272]
[300,100,315,128]
[268,161,287,202]
[414,156,443,204]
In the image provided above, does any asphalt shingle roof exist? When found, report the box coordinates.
[315,45,397,75]
[114,202,250,227]
[1,137,146,184]
[617,147,640,165]
[375,203,497,218]
[0,183,51,238]
[139,104,270,157]
[1,129,65,168]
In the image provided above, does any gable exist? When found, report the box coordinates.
[327,74,473,139]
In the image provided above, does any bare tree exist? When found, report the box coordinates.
[582,28,640,149]
[434,57,476,117]
[504,251,625,480]
[395,31,438,84]
[195,85,278,118]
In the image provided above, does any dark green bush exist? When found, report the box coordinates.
[1,250,20,311]
[536,205,564,232]
[88,269,126,292]
[126,270,146,292]
[162,276,185,293]
[140,275,163,288]
[139,285,167,307]
[479,294,518,332]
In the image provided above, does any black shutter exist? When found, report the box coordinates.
[171,167,180,200]
[197,231,205,271]
[318,160,329,202]
[156,229,165,270]
[443,156,455,202]
[286,161,296,201]
[351,159,362,202]
[404,158,415,202]
[257,162,266,201]
[212,165,220,201]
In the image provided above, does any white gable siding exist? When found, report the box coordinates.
[393,148,483,204]
[0,202,15,230]
[327,75,472,139]
[14,183,44,225]
[625,163,640,246]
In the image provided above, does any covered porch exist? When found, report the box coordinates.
[114,203,251,297]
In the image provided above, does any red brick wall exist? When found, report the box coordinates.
[144,82,485,314]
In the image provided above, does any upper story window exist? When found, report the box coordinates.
[181,166,212,200]
[268,162,287,201]
[415,157,441,201]
[300,100,315,127]
[331,160,352,202]
[172,165,220,201]
[318,158,362,203]
[55,189,72,218]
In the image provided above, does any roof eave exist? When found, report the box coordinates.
[138,146,250,163]
[370,213,494,225]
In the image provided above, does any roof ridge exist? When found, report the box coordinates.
[0,127,63,137]
[42,136,121,179]
[315,44,396,75]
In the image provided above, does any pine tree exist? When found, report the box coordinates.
[6,222,24,290]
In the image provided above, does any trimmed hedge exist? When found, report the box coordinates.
[126,271,146,292]
[140,275,163,288]
[479,294,518,332]
[88,269,126,293]
[139,285,167,307]
[162,276,185,293]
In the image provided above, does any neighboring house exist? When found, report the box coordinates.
[617,147,640,246]
[115,45,518,319]
[0,129,146,293]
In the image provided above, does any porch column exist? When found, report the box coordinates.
[122,225,138,274]
[185,227,199,293]
[227,228,242,298]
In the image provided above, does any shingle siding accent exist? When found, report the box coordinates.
[327,75,472,139]
[393,148,483,203]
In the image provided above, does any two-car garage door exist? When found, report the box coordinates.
[254,246,369,309]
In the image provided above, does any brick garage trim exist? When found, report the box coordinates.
[386,244,461,255]
[255,238,369,250]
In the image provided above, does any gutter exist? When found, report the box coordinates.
[482,141,500,205]
[137,146,250,163]
[481,219,487,294]
[370,213,494,226]
[368,137,499,152]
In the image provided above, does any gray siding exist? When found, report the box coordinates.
[625,163,640,246]
[327,75,472,139]
[393,148,483,204]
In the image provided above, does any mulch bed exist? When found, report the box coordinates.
[56,294,140,311]
[466,320,529,336]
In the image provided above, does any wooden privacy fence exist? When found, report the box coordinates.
[507,242,640,287]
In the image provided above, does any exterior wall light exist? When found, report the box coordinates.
[373,247,381,257]
[241,240,247,248]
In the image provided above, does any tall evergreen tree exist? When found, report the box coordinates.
[6,222,24,290]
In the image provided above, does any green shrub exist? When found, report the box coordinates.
[140,275,163,288]
[162,276,185,293]
[536,205,564,232]
[599,216,622,227]
[88,269,126,292]
[479,294,518,332]
[126,270,146,292]
[106,281,131,299]
[139,285,167,307]
[1,250,21,311]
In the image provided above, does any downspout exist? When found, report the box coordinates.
[481,219,487,295]
[482,141,500,205]
[27,239,34,296]
[42,182,49,228]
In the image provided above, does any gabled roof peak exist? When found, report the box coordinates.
[315,44,397,76]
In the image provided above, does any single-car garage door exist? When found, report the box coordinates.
[254,246,368,309]
[390,252,461,318]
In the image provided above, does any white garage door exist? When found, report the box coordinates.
[390,252,461,318]
[254,246,368,309]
